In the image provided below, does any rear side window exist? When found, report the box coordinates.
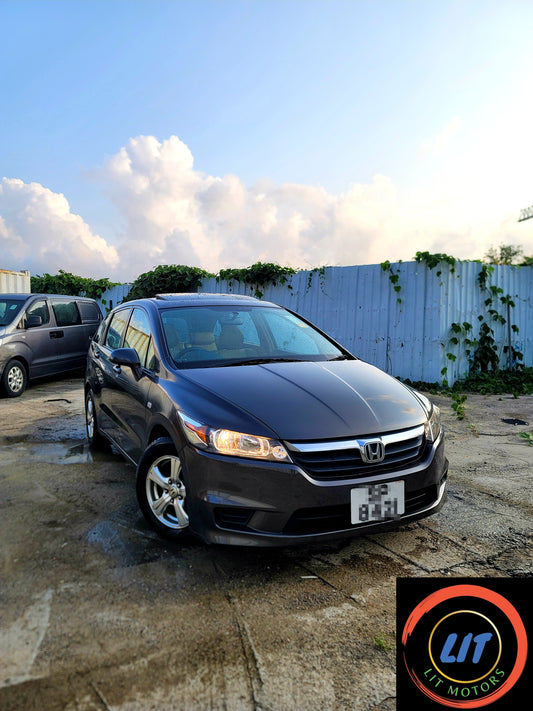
[51,300,81,327]
[78,301,101,323]
[105,309,131,349]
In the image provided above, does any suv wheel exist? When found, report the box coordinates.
[2,359,27,397]
[136,437,190,540]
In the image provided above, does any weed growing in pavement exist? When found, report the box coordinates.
[451,393,467,420]
[373,634,393,652]
[520,432,533,446]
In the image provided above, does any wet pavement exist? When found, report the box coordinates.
[0,377,532,710]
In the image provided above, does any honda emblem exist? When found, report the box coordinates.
[361,440,385,464]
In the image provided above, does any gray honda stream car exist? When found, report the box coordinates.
[85,293,447,546]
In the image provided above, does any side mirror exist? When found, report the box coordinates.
[110,347,143,379]
[27,315,43,328]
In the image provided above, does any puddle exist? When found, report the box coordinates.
[0,439,127,466]
[87,519,171,567]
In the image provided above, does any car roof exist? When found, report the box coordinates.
[0,293,33,301]
[148,293,279,308]
[0,293,97,302]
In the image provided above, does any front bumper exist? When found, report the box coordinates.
[180,431,448,547]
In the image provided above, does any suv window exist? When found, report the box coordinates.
[124,308,152,367]
[78,301,101,323]
[0,299,25,326]
[105,309,131,349]
[51,300,81,327]
[25,299,50,327]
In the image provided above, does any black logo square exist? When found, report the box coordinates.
[396,578,531,710]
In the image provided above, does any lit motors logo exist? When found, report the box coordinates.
[397,580,529,709]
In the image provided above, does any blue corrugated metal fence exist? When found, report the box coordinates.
[96,262,532,385]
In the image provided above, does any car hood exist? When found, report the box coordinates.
[180,360,427,440]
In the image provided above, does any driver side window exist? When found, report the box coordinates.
[24,300,50,327]
[105,309,131,350]
[124,308,152,368]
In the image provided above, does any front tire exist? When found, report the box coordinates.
[136,437,190,540]
[2,359,27,397]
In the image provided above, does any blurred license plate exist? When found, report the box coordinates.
[350,481,405,524]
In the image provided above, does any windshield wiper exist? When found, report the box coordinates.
[326,354,352,361]
[218,357,303,367]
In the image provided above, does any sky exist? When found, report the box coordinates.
[1,0,533,282]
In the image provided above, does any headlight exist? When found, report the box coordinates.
[178,412,291,462]
[424,405,441,443]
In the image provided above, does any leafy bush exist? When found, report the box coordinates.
[31,270,118,299]
[124,264,215,301]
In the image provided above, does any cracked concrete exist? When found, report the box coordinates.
[0,378,531,710]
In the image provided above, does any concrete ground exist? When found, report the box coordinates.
[0,376,531,710]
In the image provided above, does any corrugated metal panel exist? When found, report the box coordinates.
[98,262,533,384]
[0,269,31,293]
[96,284,132,314]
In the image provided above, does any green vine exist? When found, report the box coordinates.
[415,251,457,276]
[379,252,524,386]
[444,266,523,379]
[306,266,327,294]
[380,261,403,304]
[217,262,296,299]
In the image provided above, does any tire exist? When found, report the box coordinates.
[136,437,190,540]
[2,359,27,397]
[85,390,107,447]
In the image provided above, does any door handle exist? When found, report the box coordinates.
[50,330,64,339]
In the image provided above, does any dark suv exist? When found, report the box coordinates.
[0,293,102,397]
[85,293,448,547]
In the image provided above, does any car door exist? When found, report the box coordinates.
[107,307,156,461]
[93,307,133,444]
[49,298,86,372]
[19,299,61,377]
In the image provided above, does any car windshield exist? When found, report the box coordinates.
[160,305,350,368]
[0,299,25,326]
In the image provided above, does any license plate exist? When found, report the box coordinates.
[350,481,405,524]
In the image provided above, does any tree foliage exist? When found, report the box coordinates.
[484,244,523,265]
[124,264,215,301]
[31,270,118,299]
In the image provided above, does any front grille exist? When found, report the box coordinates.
[287,426,426,481]
[283,486,436,535]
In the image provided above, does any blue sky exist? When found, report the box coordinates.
[1,0,533,280]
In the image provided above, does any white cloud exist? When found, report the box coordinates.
[1,133,532,283]
[0,178,119,278]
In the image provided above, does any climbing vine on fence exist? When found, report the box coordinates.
[380,254,524,385]
[217,262,297,299]
[380,260,403,304]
